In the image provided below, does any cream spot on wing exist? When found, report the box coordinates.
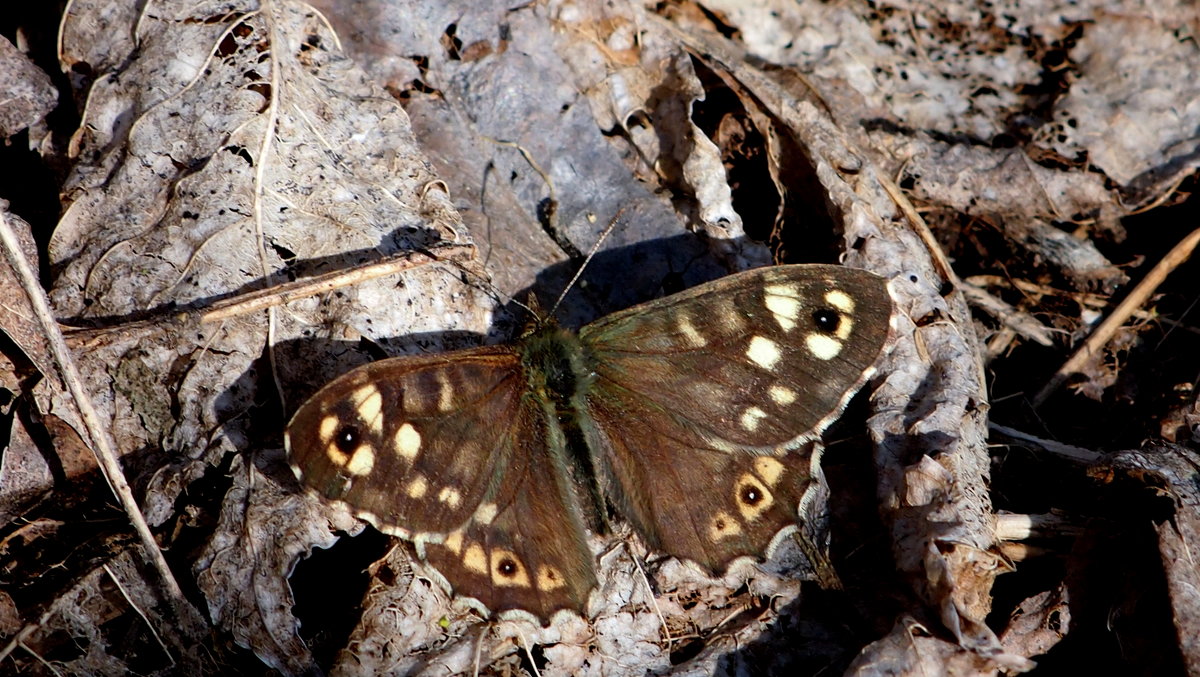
[740,406,768,431]
[318,416,339,445]
[734,473,774,522]
[490,549,531,588]
[443,530,464,555]
[676,314,707,348]
[768,385,797,405]
[537,565,566,591]
[764,284,801,331]
[438,486,462,508]
[405,474,428,498]
[394,422,421,461]
[836,314,855,340]
[345,445,375,476]
[325,444,348,466]
[463,544,488,574]
[753,456,785,486]
[746,336,782,370]
[436,372,455,413]
[708,510,743,541]
[806,333,843,360]
[825,289,855,313]
[474,502,498,525]
[351,385,384,434]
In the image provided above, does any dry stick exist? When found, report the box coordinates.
[0,215,192,649]
[64,244,475,349]
[1033,225,1200,406]
[988,422,1103,464]
[103,563,174,665]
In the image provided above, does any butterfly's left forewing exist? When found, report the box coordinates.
[576,264,894,572]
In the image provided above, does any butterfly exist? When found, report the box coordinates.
[284,263,896,623]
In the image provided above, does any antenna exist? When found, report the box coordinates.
[547,209,626,318]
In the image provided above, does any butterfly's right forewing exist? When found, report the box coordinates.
[286,348,527,538]
[286,345,597,620]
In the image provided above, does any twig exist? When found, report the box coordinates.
[63,244,475,348]
[18,643,64,677]
[103,563,174,666]
[627,543,673,647]
[0,212,192,658]
[989,422,1104,464]
[1034,225,1200,406]
[516,629,543,677]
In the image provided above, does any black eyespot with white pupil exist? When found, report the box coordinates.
[740,484,762,505]
[335,425,361,453]
[812,307,841,333]
[498,558,518,577]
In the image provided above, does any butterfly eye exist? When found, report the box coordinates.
[812,307,841,334]
[335,425,362,453]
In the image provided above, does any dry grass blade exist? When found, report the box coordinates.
[1035,225,1200,406]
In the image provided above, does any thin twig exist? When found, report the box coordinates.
[0,213,190,655]
[627,543,673,648]
[516,628,543,677]
[63,244,475,349]
[989,422,1104,464]
[103,563,174,666]
[1034,225,1200,406]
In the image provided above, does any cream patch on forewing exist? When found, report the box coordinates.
[490,549,531,587]
[708,510,743,541]
[351,384,384,434]
[438,486,463,508]
[740,406,768,431]
[394,422,421,461]
[768,385,797,405]
[463,544,488,574]
[443,530,464,555]
[676,314,707,348]
[753,456,785,486]
[806,333,843,360]
[746,336,782,370]
[405,474,428,498]
[474,502,498,525]
[436,371,455,412]
[824,289,855,313]
[318,416,339,445]
[537,565,566,591]
[764,284,801,331]
[345,445,375,475]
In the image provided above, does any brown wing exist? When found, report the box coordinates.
[285,346,594,620]
[420,393,596,621]
[576,264,894,571]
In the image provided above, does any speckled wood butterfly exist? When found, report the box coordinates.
[285,264,895,623]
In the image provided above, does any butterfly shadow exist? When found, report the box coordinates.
[497,230,748,332]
